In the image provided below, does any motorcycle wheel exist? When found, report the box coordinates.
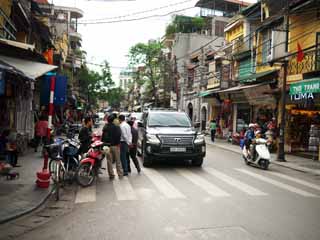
[76,162,96,187]
[243,156,250,165]
[260,160,269,170]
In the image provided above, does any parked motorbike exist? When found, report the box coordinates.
[48,136,81,183]
[76,139,109,187]
[242,137,271,170]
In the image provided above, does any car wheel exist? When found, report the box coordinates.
[192,157,203,167]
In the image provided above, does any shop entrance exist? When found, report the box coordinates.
[201,106,207,131]
[236,104,250,133]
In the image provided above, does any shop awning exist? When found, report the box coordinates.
[238,69,278,83]
[0,55,57,79]
[215,81,272,94]
[289,78,320,95]
[143,102,153,107]
[198,88,220,97]
[133,105,141,111]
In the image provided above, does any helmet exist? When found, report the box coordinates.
[249,123,255,128]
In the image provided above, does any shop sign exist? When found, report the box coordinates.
[290,92,314,101]
[289,79,320,95]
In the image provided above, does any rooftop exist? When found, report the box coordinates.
[195,0,250,12]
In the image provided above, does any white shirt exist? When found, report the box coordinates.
[120,121,132,145]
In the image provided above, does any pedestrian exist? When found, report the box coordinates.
[119,114,132,176]
[127,120,141,174]
[101,114,123,180]
[209,119,217,142]
[78,116,93,155]
[34,115,48,152]
[3,129,18,167]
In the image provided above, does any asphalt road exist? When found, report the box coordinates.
[4,144,320,240]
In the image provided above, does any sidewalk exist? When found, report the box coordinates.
[206,137,320,176]
[0,149,53,224]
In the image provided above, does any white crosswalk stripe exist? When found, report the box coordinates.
[236,168,318,197]
[112,177,138,201]
[267,171,320,191]
[75,185,97,204]
[142,168,186,199]
[176,169,230,197]
[205,168,268,196]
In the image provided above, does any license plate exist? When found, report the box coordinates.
[170,147,186,152]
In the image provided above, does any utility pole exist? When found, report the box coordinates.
[277,0,289,162]
[198,46,205,124]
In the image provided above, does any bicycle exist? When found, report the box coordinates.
[46,141,66,201]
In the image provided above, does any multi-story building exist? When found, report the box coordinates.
[168,0,250,130]
[284,0,320,156]
[35,1,84,98]
[0,0,56,148]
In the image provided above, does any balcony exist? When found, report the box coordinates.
[288,48,320,76]
[207,71,221,89]
[0,7,17,40]
[232,35,251,56]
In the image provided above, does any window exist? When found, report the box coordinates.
[262,31,271,64]
[148,112,191,127]
[215,21,227,37]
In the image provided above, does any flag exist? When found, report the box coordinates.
[43,49,53,65]
[297,42,304,63]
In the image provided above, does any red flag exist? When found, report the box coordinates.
[43,49,53,65]
[297,42,304,63]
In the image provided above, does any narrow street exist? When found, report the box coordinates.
[8,144,320,240]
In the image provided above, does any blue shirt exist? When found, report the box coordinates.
[245,129,255,140]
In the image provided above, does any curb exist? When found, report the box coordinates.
[0,185,54,225]
[206,139,320,176]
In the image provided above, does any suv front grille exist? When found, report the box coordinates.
[159,135,194,146]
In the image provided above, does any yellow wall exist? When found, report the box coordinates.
[54,32,69,63]
[225,22,244,43]
[287,12,320,77]
[289,13,320,53]
[255,32,277,73]
[0,0,13,34]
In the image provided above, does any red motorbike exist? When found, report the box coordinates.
[76,138,109,187]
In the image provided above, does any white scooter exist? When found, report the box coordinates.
[242,138,271,170]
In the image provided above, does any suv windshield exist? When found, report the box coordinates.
[148,112,191,127]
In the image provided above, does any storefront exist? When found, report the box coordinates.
[286,78,320,157]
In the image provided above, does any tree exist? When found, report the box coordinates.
[78,60,115,109]
[129,41,164,106]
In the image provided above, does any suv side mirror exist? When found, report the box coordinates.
[138,121,144,128]
[194,122,200,128]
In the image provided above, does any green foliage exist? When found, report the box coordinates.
[104,87,124,108]
[78,60,115,108]
[129,41,164,105]
[165,24,176,37]
[165,15,206,36]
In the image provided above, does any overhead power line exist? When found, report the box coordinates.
[77,6,196,25]
[79,0,194,23]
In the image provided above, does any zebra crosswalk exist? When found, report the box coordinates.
[75,167,320,204]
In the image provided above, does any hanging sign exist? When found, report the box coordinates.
[289,78,320,95]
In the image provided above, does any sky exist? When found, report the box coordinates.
[52,0,256,86]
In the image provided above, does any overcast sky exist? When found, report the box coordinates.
[52,0,256,85]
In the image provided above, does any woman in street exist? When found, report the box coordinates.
[34,115,48,152]
[210,119,217,142]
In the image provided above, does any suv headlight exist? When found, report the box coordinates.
[194,134,205,144]
[146,134,160,145]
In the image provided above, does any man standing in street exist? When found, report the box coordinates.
[127,120,141,173]
[79,116,93,156]
[119,115,132,176]
[102,114,123,180]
